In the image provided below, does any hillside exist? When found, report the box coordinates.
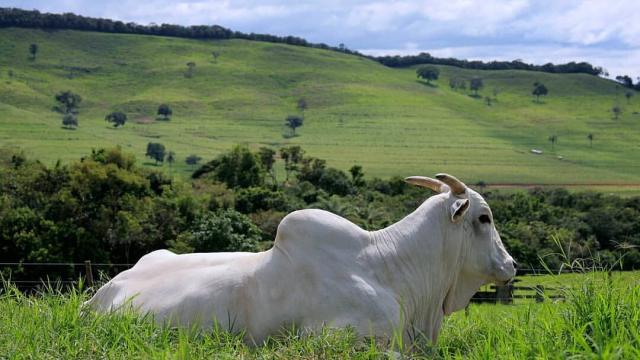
[1,28,639,187]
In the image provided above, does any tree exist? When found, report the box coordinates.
[587,133,594,148]
[104,111,127,127]
[616,75,634,88]
[157,104,173,120]
[469,77,483,96]
[185,61,196,78]
[458,79,467,92]
[185,154,202,167]
[612,105,622,120]
[449,78,458,91]
[285,115,304,136]
[185,209,262,252]
[416,66,440,84]
[532,82,548,102]
[625,91,633,104]
[54,90,82,114]
[258,147,277,184]
[297,98,307,113]
[280,146,304,181]
[211,51,220,63]
[29,43,38,60]
[212,145,265,188]
[146,142,166,165]
[166,151,175,167]
[548,135,557,150]
[485,96,492,106]
[62,113,78,129]
[349,165,365,187]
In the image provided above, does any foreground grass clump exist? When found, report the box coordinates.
[0,272,639,359]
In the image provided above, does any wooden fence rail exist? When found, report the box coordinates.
[471,280,565,304]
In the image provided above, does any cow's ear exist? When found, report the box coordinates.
[450,199,470,223]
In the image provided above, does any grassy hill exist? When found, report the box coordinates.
[1,28,639,188]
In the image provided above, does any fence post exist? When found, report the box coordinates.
[496,283,513,304]
[84,260,94,288]
[534,285,545,303]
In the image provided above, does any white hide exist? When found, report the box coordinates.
[85,181,516,345]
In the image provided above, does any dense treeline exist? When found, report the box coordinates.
[0,8,355,55]
[1,7,604,76]
[1,146,639,284]
[376,52,604,75]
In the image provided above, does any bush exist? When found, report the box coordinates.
[235,187,290,214]
[180,209,262,252]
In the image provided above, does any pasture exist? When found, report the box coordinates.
[1,28,640,190]
[1,271,638,358]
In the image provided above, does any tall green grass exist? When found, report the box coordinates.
[1,270,638,359]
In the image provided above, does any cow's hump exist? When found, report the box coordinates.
[274,209,368,250]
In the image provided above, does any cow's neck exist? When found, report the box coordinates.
[368,195,464,342]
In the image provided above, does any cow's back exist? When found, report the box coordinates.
[85,249,264,328]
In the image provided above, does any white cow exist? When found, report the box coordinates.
[85,173,516,345]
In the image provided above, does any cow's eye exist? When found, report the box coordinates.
[478,214,491,224]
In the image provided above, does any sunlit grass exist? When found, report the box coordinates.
[1,271,638,359]
[1,28,640,191]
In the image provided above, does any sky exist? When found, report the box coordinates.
[2,0,639,78]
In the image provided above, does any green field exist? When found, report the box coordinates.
[1,28,639,187]
[1,271,638,358]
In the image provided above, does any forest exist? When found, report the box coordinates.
[1,145,639,283]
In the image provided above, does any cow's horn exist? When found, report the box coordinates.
[435,173,466,195]
[404,176,447,193]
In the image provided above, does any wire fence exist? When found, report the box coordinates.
[0,261,612,303]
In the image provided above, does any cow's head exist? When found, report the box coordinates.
[405,173,516,286]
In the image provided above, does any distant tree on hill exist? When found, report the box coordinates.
[54,90,82,114]
[532,82,549,102]
[485,96,492,106]
[587,133,594,147]
[469,77,483,96]
[185,62,196,78]
[61,113,78,129]
[185,154,202,167]
[146,142,166,165]
[616,75,634,89]
[211,51,220,63]
[625,91,633,104]
[449,78,457,90]
[285,115,304,136]
[29,43,38,60]
[416,66,439,84]
[449,78,469,92]
[166,151,175,167]
[612,105,622,120]
[104,111,127,127]
[297,98,307,113]
[349,165,365,187]
[458,79,467,92]
[548,135,557,150]
[157,104,173,120]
